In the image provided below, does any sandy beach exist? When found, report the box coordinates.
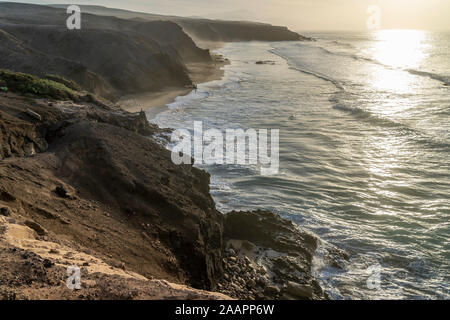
[118,52,229,116]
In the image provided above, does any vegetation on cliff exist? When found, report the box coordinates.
[0,70,77,100]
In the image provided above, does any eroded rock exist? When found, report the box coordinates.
[24,220,47,236]
[220,210,328,300]
[0,207,11,217]
[286,282,314,299]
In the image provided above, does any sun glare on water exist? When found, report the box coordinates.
[366,30,430,93]
[361,30,432,213]
[371,29,428,69]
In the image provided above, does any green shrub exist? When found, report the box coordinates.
[44,74,82,91]
[0,69,78,100]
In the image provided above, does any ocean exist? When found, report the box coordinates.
[151,30,450,299]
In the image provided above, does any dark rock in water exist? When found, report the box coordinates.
[324,246,350,270]
[256,60,276,65]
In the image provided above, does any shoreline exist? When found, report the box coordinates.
[119,51,229,118]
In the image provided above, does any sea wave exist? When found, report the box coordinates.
[294,42,450,87]
[329,96,450,152]
[309,44,388,67]
[269,48,346,91]
[405,69,450,86]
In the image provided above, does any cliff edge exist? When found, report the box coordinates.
[0,71,331,300]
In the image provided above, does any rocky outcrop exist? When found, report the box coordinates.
[220,211,327,300]
[0,216,231,300]
[0,89,223,291]
[0,90,158,160]
[49,120,224,290]
[178,20,308,42]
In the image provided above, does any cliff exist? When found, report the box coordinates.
[0,3,310,103]
[0,3,327,300]
[0,3,210,101]
[0,72,330,300]
[52,4,310,42]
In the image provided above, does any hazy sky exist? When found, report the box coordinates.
[3,0,450,31]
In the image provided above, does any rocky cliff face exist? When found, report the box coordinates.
[219,211,327,300]
[0,74,329,299]
[0,28,109,98]
[0,3,310,103]
[177,20,307,42]
[52,5,311,42]
[0,89,224,290]
[0,3,210,101]
[0,214,231,300]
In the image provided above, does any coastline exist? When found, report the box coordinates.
[0,3,333,301]
[0,80,328,300]
[2,1,447,302]
[118,52,229,117]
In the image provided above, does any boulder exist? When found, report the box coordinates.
[54,186,70,198]
[0,189,16,202]
[224,210,317,262]
[286,282,314,299]
[223,210,327,300]
[0,207,11,217]
[24,220,47,236]
[264,285,280,297]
